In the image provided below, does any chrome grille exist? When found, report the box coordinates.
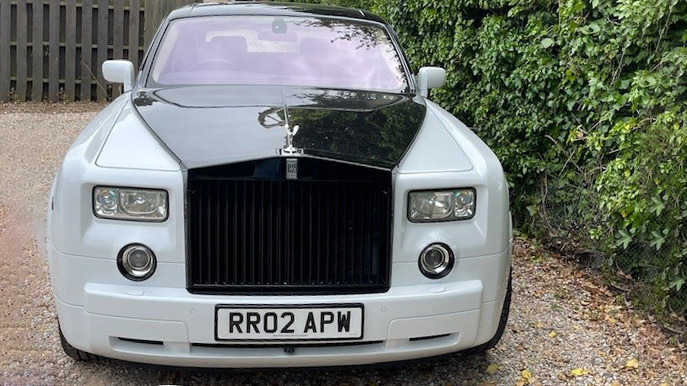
[187,158,391,294]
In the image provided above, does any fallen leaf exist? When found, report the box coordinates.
[515,381,526,386]
[522,369,532,381]
[625,358,639,369]
[486,363,500,374]
[569,368,589,377]
[548,331,557,338]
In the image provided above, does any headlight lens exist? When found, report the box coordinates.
[408,188,476,222]
[93,186,168,221]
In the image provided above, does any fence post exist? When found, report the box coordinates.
[16,0,28,101]
[48,0,59,102]
[81,0,93,102]
[32,0,44,101]
[129,0,141,70]
[143,0,158,53]
[0,1,10,101]
[65,0,77,101]
[112,0,124,99]
[96,0,108,101]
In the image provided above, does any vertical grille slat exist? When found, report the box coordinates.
[341,183,346,285]
[258,182,264,285]
[308,186,313,284]
[297,184,302,283]
[194,190,202,284]
[215,187,221,285]
[187,158,391,295]
[326,183,332,285]
[224,181,229,283]
[205,191,212,282]
[337,183,342,284]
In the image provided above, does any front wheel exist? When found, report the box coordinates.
[58,322,97,361]
[462,270,512,354]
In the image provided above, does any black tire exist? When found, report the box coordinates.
[462,271,512,355]
[58,322,97,361]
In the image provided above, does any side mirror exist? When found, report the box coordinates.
[102,60,135,92]
[417,67,446,98]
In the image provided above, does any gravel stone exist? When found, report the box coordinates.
[0,102,685,385]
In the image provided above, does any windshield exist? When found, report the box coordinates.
[149,16,409,93]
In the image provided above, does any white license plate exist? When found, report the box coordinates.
[215,304,364,342]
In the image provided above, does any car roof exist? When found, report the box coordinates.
[167,1,386,24]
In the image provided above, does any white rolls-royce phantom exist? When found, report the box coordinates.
[47,1,513,368]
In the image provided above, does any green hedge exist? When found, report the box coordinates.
[300,0,687,317]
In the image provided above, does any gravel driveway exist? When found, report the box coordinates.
[1,103,685,386]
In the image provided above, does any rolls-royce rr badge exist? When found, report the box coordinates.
[286,158,298,180]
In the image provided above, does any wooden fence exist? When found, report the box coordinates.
[0,0,197,102]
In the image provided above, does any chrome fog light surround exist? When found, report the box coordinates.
[118,244,156,281]
[419,243,454,279]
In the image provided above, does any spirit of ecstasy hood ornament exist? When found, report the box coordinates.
[279,92,304,156]
[282,123,301,155]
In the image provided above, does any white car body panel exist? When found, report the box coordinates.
[397,110,473,174]
[96,103,180,172]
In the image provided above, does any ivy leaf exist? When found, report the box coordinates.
[650,196,666,215]
[650,230,666,250]
[669,278,685,292]
[541,38,555,48]
[526,205,538,216]
[616,229,633,249]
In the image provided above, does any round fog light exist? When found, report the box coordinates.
[118,244,156,281]
[419,243,454,279]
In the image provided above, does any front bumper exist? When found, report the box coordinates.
[53,247,510,368]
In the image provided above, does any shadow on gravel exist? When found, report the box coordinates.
[73,352,493,385]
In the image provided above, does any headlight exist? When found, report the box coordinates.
[408,188,476,222]
[93,186,168,221]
